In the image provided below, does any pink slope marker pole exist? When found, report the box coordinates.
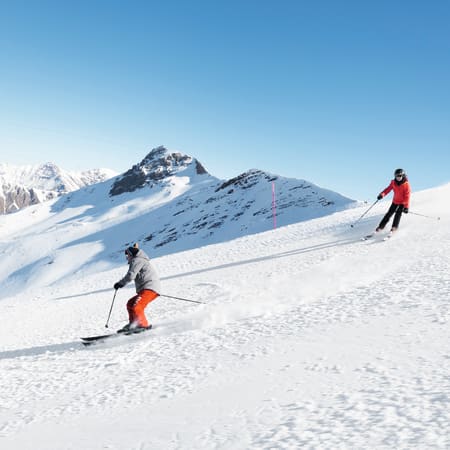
[272,181,277,229]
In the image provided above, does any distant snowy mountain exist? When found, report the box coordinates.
[0,162,117,214]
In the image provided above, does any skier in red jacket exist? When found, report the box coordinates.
[376,168,411,233]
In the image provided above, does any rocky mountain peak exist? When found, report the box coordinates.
[109,146,208,196]
[140,146,207,178]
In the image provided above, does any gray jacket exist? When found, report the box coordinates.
[118,249,161,294]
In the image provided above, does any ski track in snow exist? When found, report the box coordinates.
[0,187,449,449]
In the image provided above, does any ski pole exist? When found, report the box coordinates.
[409,211,441,221]
[350,199,379,228]
[105,289,118,328]
[160,294,205,304]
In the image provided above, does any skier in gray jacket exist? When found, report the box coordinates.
[114,244,160,332]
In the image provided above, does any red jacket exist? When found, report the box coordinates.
[380,178,411,208]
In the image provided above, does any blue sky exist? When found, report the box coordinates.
[1,0,449,201]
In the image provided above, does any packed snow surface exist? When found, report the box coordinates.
[0,183,449,449]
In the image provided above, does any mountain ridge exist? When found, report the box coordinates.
[49,146,356,257]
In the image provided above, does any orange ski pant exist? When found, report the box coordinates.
[127,289,159,327]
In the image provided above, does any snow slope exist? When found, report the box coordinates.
[0,183,449,449]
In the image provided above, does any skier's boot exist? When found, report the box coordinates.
[117,323,132,333]
[131,324,152,334]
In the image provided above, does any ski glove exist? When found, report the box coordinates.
[114,282,124,290]
[377,194,383,200]
[403,207,409,214]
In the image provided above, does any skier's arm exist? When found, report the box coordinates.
[119,259,145,286]
[379,180,394,198]
[403,183,411,208]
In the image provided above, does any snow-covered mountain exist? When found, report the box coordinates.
[50,145,356,256]
[0,162,117,214]
[0,145,357,297]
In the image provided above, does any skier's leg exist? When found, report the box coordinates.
[126,295,139,324]
[378,203,397,230]
[131,290,159,328]
[392,205,404,230]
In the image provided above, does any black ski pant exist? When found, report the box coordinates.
[378,203,405,230]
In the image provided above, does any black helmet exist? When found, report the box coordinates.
[394,168,405,178]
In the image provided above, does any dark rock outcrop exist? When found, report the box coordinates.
[110,146,208,196]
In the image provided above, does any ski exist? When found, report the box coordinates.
[361,230,396,241]
[361,230,396,242]
[81,333,117,344]
[81,326,152,346]
[361,231,383,240]
[383,231,395,241]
